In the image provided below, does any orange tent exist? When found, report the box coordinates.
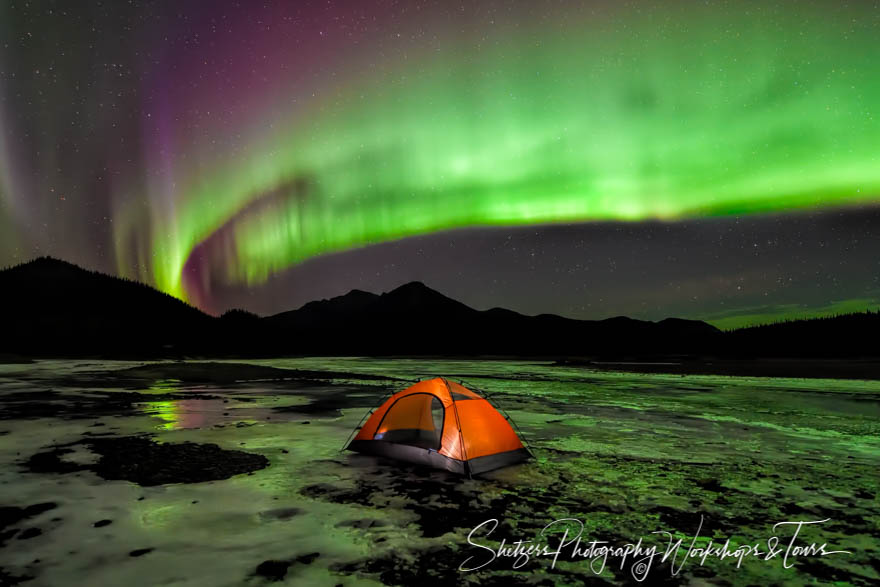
[346,377,531,475]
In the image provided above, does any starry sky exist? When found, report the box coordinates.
[1,0,879,328]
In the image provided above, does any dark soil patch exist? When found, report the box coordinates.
[0,567,33,586]
[24,436,268,486]
[302,462,681,586]
[302,461,573,540]
[254,552,320,582]
[0,390,70,420]
[255,559,290,581]
[0,503,56,548]
[650,506,709,533]
[16,528,41,540]
[695,478,724,492]
[24,448,84,475]
[258,508,302,522]
[129,548,153,557]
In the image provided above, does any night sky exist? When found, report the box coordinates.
[1,1,879,328]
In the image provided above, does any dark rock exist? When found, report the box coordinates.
[0,566,33,586]
[17,527,42,540]
[0,503,57,547]
[259,508,302,522]
[129,548,153,557]
[255,560,290,582]
[24,436,269,486]
[296,552,319,565]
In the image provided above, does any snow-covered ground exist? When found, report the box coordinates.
[1,359,878,585]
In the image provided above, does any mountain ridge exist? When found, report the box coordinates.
[1,256,876,358]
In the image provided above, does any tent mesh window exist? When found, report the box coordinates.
[373,393,444,450]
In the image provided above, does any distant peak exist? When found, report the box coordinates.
[603,315,637,323]
[27,256,73,266]
[343,288,376,298]
[327,288,378,305]
[390,281,431,292]
[376,281,477,315]
[658,317,693,324]
[10,256,85,273]
[382,281,452,301]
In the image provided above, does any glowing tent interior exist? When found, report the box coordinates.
[345,378,531,476]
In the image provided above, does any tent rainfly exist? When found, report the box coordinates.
[345,377,531,476]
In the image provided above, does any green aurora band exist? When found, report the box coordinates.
[114,3,880,309]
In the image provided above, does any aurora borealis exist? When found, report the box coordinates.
[2,1,880,325]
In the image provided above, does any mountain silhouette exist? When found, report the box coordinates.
[263,280,723,356]
[1,257,218,355]
[1,257,877,359]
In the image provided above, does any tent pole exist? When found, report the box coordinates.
[339,386,394,452]
[442,377,472,479]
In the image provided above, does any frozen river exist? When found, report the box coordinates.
[0,358,877,585]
